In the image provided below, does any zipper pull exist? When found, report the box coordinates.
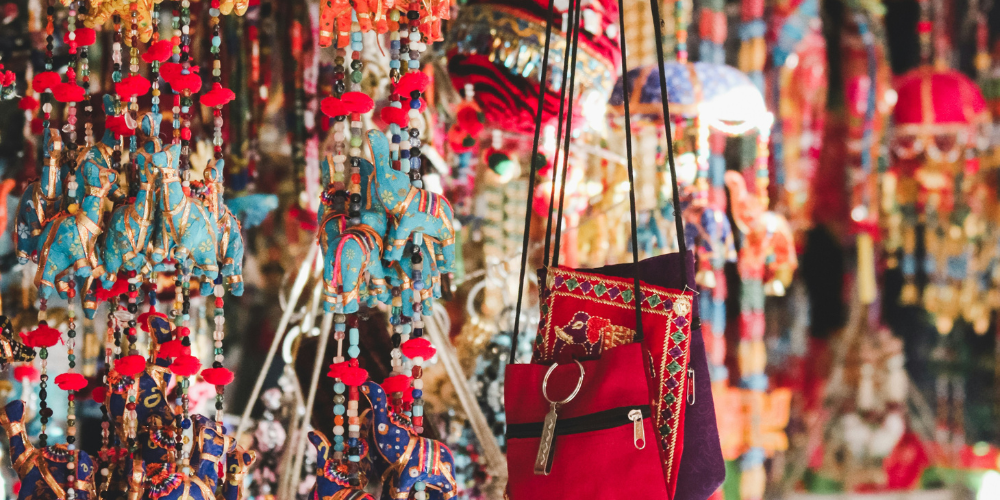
[628,409,645,450]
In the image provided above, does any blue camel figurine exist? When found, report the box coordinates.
[1,400,98,500]
[15,128,65,264]
[218,445,257,500]
[137,414,235,500]
[365,130,456,274]
[361,381,457,500]
[149,144,219,283]
[306,430,377,500]
[101,117,166,289]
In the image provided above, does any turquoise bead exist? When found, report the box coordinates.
[334,404,345,414]
[349,328,359,344]
[348,345,361,358]
[334,382,346,393]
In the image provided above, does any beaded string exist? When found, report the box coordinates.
[918,0,931,65]
[98,303,114,485]
[698,0,725,64]
[150,0,161,115]
[65,1,79,152]
[674,0,687,63]
[128,0,141,184]
[41,0,53,159]
[65,284,78,500]
[211,277,226,423]
[78,0,92,146]
[738,0,765,92]
[209,0,224,164]
[332,309,346,461]
[178,0,193,175]
[386,6,406,409]
[126,270,141,451]
[38,299,49,448]
[171,8,182,142]
[330,43,348,207]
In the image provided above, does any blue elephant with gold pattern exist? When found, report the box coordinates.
[306,430,376,500]
[16,127,65,264]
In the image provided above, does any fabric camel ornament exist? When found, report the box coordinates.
[1,400,98,500]
[16,128,66,264]
[360,381,457,500]
[34,97,125,302]
[366,130,456,274]
[218,446,257,500]
[148,143,220,282]
[306,431,377,500]
[0,315,36,367]
[100,118,167,289]
[137,414,237,500]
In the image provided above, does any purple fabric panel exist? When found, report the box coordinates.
[584,252,726,500]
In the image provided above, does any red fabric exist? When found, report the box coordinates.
[506,344,669,500]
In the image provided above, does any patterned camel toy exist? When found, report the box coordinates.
[101,120,167,289]
[365,130,456,275]
[148,143,219,282]
[0,400,98,500]
[138,414,237,500]
[0,315,35,367]
[361,381,457,500]
[15,127,65,264]
[34,102,124,301]
[306,430,377,500]
[218,445,257,500]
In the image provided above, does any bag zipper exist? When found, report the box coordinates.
[507,405,651,446]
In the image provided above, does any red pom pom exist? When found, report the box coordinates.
[201,367,235,386]
[54,373,88,391]
[64,27,96,46]
[113,354,147,377]
[169,354,201,377]
[21,324,61,348]
[401,337,436,361]
[32,71,60,92]
[116,75,151,97]
[380,106,409,127]
[139,311,169,333]
[18,96,39,111]
[381,374,412,394]
[456,106,484,137]
[143,40,174,63]
[327,361,349,379]
[12,481,20,496]
[342,92,375,114]
[91,386,107,403]
[157,340,190,358]
[105,115,136,138]
[201,83,235,107]
[342,366,368,386]
[13,365,39,383]
[52,83,85,103]
[176,326,191,338]
[95,277,130,302]
[395,71,430,96]
[2,71,14,87]
[160,62,182,83]
[320,97,345,117]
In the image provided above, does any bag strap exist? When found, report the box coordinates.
[511,0,690,354]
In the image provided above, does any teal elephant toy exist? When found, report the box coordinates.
[365,130,456,274]
[198,160,245,296]
[149,144,219,283]
[306,431,376,500]
[360,381,457,500]
[34,106,123,300]
[101,122,166,289]
[386,240,439,318]
[16,127,65,264]
[317,152,392,313]
[0,400,98,500]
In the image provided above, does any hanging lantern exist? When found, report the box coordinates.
[891,67,987,162]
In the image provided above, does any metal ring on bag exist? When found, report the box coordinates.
[541,359,586,405]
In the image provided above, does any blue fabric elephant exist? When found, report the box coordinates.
[198,160,245,297]
[360,381,457,500]
[101,122,166,289]
[16,128,65,264]
[306,430,376,500]
[34,115,123,300]
[149,144,219,283]
[364,130,456,275]
[139,414,235,500]
[0,400,98,500]
[0,315,35,368]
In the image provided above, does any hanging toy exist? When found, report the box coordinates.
[0,316,35,367]
[15,127,65,264]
